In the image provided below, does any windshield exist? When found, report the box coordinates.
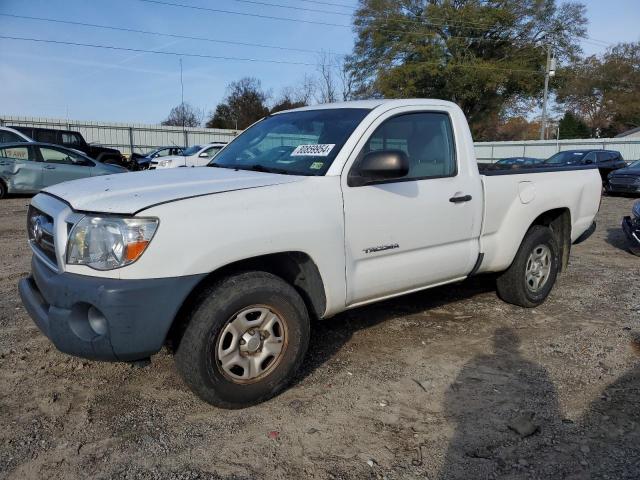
[545,151,587,164]
[628,160,640,169]
[182,145,202,156]
[209,108,370,176]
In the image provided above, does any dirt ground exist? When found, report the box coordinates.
[0,195,638,480]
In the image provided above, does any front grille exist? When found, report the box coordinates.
[610,176,638,185]
[27,206,57,268]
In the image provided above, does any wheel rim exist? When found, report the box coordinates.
[525,244,552,293]
[214,305,288,384]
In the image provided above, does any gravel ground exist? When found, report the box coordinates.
[0,195,638,480]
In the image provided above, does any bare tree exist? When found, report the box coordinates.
[161,102,203,127]
[316,51,339,104]
[338,60,356,101]
[295,74,317,105]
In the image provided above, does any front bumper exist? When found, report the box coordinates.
[607,181,640,195]
[19,256,205,361]
[622,216,640,256]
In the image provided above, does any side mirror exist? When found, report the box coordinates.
[348,150,409,187]
[199,152,209,158]
[584,159,593,164]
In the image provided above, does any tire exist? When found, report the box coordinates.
[0,181,6,199]
[174,271,310,409]
[496,225,560,308]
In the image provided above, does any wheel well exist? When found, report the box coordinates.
[166,252,327,349]
[530,208,571,271]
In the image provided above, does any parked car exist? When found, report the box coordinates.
[544,149,627,186]
[150,143,227,169]
[0,126,34,143]
[0,142,126,198]
[622,200,640,255]
[133,146,185,170]
[9,126,130,169]
[495,156,542,166]
[18,99,601,408]
[606,160,640,196]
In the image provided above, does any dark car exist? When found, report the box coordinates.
[545,149,627,186]
[9,126,129,169]
[607,160,640,196]
[622,200,640,255]
[133,146,185,170]
[495,157,543,166]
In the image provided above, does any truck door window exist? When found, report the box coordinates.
[61,132,84,147]
[361,112,456,180]
[34,129,57,144]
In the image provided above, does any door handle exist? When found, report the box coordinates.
[44,165,57,170]
[449,194,472,203]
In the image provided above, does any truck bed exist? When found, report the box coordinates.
[477,164,602,274]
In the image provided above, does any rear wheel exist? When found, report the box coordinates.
[0,181,6,199]
[496,225,560,307]
[174,271,310,408]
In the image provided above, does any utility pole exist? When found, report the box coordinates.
[540,45,556,140]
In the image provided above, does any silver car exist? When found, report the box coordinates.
[0,142,126,198]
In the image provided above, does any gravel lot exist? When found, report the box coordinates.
[0,195,638,480]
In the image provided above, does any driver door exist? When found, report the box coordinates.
[37,146,96,187]
[342,108,483,305]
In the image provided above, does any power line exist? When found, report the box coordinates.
[0,35,321,66]
[0,35,547,75]
[1,11,566,50]
[137,0,523,32]
[136,0,614,49]
[227,0,354,16]
[0,13,350,56]
[295,0,356,9]
[137,0,352,28]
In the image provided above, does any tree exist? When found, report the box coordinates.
[557,42,640,136]
[206,77,269,129]
[558,111,590,139]
[494,116,542,141]
[346,0,587,140]
[316,51,339,104]
[270,76,317,113]
[161,102,202,127]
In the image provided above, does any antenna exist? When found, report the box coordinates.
[180,58,187,150]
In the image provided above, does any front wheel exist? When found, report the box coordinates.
[174,272,310,408]
[496,225,560,307]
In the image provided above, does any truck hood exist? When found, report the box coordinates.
[44,167,304,214]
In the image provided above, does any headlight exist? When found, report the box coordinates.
[66,216,158,270]
[158,159,172,167]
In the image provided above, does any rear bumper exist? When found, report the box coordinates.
[622,216,640,255]
[19,256,205,361]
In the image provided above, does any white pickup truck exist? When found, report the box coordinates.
[19,99,601,408]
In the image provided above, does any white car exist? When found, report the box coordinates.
[0,126,34,143]
[150,143,226,169]
[19,99,601,409]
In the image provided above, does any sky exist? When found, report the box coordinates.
[0,0,639,125]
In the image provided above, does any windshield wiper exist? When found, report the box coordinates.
[244,164,293,175]
[209,163,308,176]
